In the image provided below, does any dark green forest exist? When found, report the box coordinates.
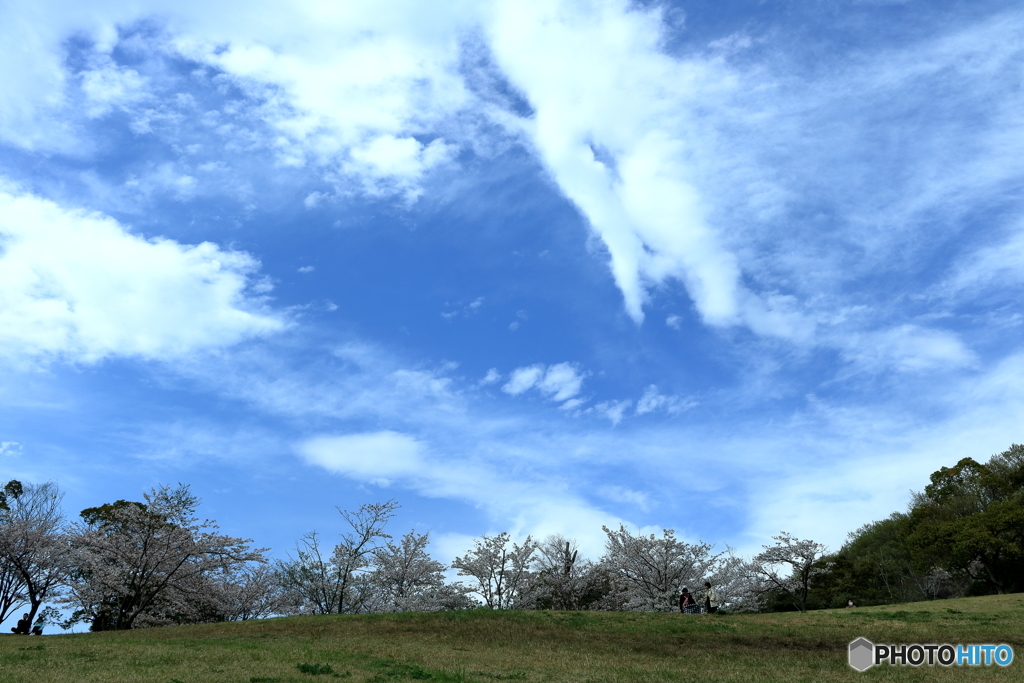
[766,443,1024,611]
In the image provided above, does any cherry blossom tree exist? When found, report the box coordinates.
[63,484,266,630]
[531,535,605,610]
[0,479,27,626]
[0,480,29,626]
[705,548,760,612]
[452,532,538,609]
[599,525,722,612]
[0,546,27,627]
[215,564,286,621]
[366,530,471,612]
[276,531,347,615]
[0,481,70,628]
[748,532,829,612]
[277,500,399,615]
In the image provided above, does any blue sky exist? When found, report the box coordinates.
[2,0,1024,596]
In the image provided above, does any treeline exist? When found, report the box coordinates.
[0,444,1020,631]
[786,443,1024,611]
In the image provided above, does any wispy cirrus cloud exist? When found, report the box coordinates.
[635,385,696,416]
[0,0,478,199]
[4,0,1021,359]
[839,325,977,374]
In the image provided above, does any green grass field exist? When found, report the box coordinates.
[1,594,1021,683]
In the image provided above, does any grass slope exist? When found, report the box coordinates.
[1,595,1021,683]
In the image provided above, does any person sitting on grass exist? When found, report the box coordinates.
[11,613,31,634]
[31,615,45,636]
[679,588,699,614]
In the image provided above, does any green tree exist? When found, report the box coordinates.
[906,445,1024,594]
[812,513,956,607]
[0,480,23,512]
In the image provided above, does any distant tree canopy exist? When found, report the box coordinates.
[79,500,148,528]
[907,445,1024,594]
[0,480,23,512]
[801,444,1024,610]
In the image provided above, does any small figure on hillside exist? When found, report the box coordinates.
[11,613,31,634]
[846,599,856,608]
[31,615,46,635]
[703,581,719,614]
[679,588,699,614]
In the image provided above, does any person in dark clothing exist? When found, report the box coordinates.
[679,588,699,614]
[11,613,31,634]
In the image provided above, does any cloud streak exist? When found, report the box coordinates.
[4,0,1021,352]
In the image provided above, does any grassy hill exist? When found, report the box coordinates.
[1,594,1021,683]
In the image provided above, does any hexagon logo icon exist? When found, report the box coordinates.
[849,637,875,671]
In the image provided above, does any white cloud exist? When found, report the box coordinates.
[442,297,485,321]
[536,362,585,402]
[841,325,976,373]
[3,1,1024,354]
[298,428,633,559]
[0,184,283,364]
[591,399,632,426]
[80,56,148,118]
[665,315,682,330]
[941,225,1024,296]
[480,1,1024,349]
[347,136,453,199]
[598,485,651,512]
[502,364,544,395]
[0,0,477,194]
[299,431,425,482]
[152,341,659,557]
[635,385,696,416]
[480,368,501,385]
[635,386,662,415]
[502,362,585,402]
[559,397,586,411]
[297,265,315,273]
[0,442,22,457]
[304,192,328,209]
[171,2,475,200]
[484,0,783,332]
